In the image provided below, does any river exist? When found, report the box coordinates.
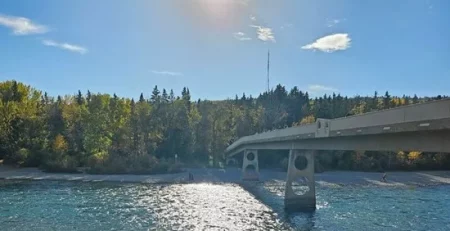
[0,179,449,230]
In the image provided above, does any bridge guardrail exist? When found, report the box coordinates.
[226,99,450,155]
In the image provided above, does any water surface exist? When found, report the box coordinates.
[0,180,449,230]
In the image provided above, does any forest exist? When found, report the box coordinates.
[0,80,449,174]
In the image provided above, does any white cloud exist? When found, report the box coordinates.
[233,32,251,41]
[308,85,338,93]
[42,39,88,54]
[301,33,351,53]
[0,14,48,35]
[250,25,275,43]
[249,15,256,21]
[151,70,183,76]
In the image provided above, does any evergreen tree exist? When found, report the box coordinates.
[162,89,169,103]
[0,80,448,173]
[151,85,160,104]
[86,90,91,103]
[383,91,391,109]
[169,89,175,102]
[413,94,419,104]
[77,90,84,105]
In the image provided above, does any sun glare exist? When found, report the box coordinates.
[195,0,237,20]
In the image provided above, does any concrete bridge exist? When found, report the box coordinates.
[225,99,450,211]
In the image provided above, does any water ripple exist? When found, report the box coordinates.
[0,180,449,230]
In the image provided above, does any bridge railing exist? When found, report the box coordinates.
[227,123,316,152]
[226,99,450,155]
[330,98,450,131]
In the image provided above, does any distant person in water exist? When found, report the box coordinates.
[381,172,387,182]
[188,172,194,181]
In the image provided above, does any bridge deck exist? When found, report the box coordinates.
[226,99,450,156]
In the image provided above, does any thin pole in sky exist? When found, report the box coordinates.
[267,49,270,93]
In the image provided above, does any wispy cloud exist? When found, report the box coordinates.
[233,32,251,41]
[326,18,345,28]
[250,25,275,43]
[42,39,88,54]
[301,33,351,53]
[249,15,256,22]
[0,14,48,35]
[308,85,338,93]
[151,70,183,76]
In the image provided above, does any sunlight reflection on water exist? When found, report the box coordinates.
[140,183,287,230]
[0,180,449,231]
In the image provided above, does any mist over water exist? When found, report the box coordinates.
[0,180,449,231]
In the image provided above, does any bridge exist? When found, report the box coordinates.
[225,99,450,211]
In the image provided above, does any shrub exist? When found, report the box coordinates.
[84,152,184,175]
[15,148,30,166]
[144,160,169,174]
[41,155,79,173]
[22,149,45,167]
[87,151,109,168]
[3,148,30,166]
[168,162,183,174]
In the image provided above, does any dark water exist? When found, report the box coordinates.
[0,180,449,231]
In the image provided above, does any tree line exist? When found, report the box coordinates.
[0,80,448,173]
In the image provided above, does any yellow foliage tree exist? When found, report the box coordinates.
[408,151,421,160]
[52,134,68,154]
[300,115,316,125]
[397,151,406,161]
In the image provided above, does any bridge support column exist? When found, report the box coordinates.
[285,149,316,211]
[242,150,259,181]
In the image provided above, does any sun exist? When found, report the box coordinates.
[176,0,247,29]
[195,0,238,20]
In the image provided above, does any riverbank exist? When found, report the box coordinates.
[1,166,450,187]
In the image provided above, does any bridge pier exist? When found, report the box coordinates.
[285,149,316,211]
[242,150,259,181]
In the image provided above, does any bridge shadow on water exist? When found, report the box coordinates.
[239,181,318,231]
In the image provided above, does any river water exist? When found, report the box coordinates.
[0,180,449,231]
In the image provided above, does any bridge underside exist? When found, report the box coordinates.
[228,130,450,158]
[227,100,450,212]
[232,130,450,212]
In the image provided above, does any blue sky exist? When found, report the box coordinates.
[0,0,449,100]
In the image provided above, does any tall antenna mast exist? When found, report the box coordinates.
[267,49,270,93]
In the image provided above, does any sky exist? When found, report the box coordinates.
[0,0,449,100]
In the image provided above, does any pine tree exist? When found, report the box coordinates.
[241,93,246,101]
[169,89,175,102]
[76,90,84,105]
[151,85,161,104]
[413,94,419,104]
[2,80,448,172]
[371,91,378,110]
[86,90,92,103]
[383,91,391,109]
[162,89,169,103]
[181,87,191,101]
